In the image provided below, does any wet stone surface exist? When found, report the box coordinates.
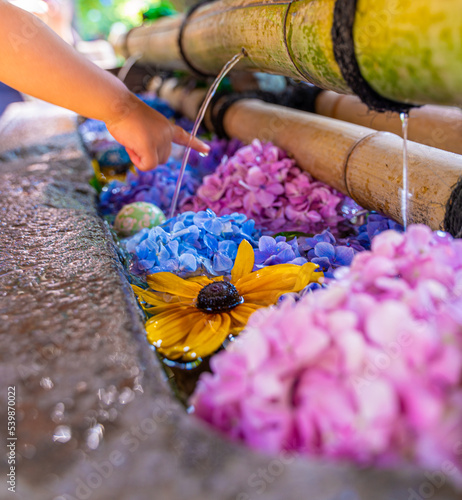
[0,103,458,500]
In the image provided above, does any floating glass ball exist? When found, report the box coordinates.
[114,202,166,237]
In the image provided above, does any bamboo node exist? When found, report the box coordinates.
[331,0,418,114]
[342,132,377,200]
[178,0,217,78]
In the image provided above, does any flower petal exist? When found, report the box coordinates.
[237,264,312,295]
[185,313,231,360]
[146,272,202,299]
[132,285,178,308]
[229,303,260,328]
[315,242,335,260]
[146,306,196,348]
[258,235,276,254]
[187,276,217,286]
[237,263,322,305]
[334,246,355,266]
[293,263,323,290]
[213,252,234,273]
[231,239,255,282]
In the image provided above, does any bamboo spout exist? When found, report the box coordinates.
[118,0,462,108]
[315,92,462,156]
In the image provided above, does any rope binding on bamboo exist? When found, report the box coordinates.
[444,177,462,237]
[178,0,217,78]
[209,83,323,138]
[331,0,419,114]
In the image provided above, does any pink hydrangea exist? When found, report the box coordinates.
[191,225,462,484]
[180,139,345,234]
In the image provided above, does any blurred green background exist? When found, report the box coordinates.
[75,0,176,40]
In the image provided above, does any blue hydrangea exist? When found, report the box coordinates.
[137,93,176,120]
[125,209,260,278]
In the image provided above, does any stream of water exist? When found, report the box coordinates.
[169,50,247,219]
[400,112,409,231]
[117,54,142,83]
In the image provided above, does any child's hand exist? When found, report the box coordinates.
[106,93,209,171]
[0,1,209,170]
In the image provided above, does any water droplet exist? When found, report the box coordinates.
[86,423,104,450]
[53,425,72,443]
[108,408,118,421]
[75,381,88,393]
[97,386,117,405]
[118,387,135,405]
[97,410,109,421]
[40,377,54,390]
[133,376,144,393]
[51,402,65,423]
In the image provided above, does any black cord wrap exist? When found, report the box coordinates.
[444,177,462,238]
[178,0,217,79]
[209,83,323,139]
[331,0,417,114]
[210,91,270,139]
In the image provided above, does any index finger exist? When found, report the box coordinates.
[172,125,210,155]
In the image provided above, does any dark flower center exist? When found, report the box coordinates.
[196,281,243,313]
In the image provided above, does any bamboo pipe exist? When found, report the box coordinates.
[122,15,187,71]
[225,101,462,231]
[169,0,196,12]
[155,78,462,156]
[119,0,462,108]
[316,92,462,156]
[156,81,462,232]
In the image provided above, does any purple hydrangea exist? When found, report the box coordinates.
[186,137,242,179]
[254,236,307,268]
[298,230,357,278]
[99,159,200,216]
[181,140,345,235]
[354,213,404,250]
[99,137,243,216]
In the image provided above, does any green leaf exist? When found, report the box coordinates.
[273,231,314,241]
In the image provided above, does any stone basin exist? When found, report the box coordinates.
[0,102,459,500]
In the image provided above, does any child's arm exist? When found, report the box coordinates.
[0,0,209,170]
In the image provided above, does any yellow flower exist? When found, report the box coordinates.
[132,240,323,362]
